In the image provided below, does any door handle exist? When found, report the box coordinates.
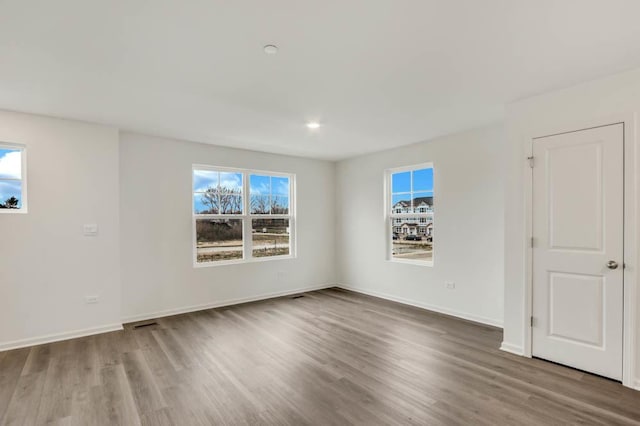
[606,260,619,270]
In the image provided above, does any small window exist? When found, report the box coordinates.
[0,144,26,213]
[193,166,295,266]
[387,163,433,265]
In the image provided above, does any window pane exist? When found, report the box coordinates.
[252,219,290,258]
[0,148,21,180]
[412,168,433,192]
[250,174,270,195]
[271,196,289,214]
[412,191,433,213]
[217,172,244,214]
[193,169,218,192]
[391,220,432,262]
[0,180,22,209]
[220,172,243,192]
[391,171,410,193]
[194,192,218,214]
[250,194,271,214]
[196,219,243,263]
[271,176,290,196]
[391,193,409,213]
[219,195,242,214]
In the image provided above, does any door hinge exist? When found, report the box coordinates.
[530,316,535,327]
[530,237,534,248]
[527,156,534,168]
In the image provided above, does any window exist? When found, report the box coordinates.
[193,166,294,266]
[0,143,26,213]
[387,163,433,265]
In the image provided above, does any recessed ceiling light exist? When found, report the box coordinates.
[306,122,321,129]
[264,45,278,55]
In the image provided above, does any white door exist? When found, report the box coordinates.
[532,123,624,380]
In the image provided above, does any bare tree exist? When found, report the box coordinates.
[200,188,219,214]
[200,185,242,214]
[251,195,270,214]
[271,195,288,214]
[230,194,242,214]
[219,186,232,213]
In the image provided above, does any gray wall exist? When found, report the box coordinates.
[0,111,121,349]
[119,132,336,321]
[336,124,506,326]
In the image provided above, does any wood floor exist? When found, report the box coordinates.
[1,288,639,425]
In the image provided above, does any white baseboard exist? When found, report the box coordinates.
[122,283,336,324]
[500,341,525,356]
[1,285,336,352]
[0,323,124,352]
[633,379,640,391]
[336,284,503,328]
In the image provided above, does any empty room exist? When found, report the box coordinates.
[1,1,640,424]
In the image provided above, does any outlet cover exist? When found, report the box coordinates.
[83,224,99,236]
[85,295,99,304]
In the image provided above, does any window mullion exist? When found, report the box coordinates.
[410,169,413,211]
[269,175,272,216]
[289,216,295,257]
[252,214,291,219]
[243,173,252,260]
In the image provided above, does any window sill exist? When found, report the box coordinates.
[387,258,434,267]
[0,209,28,214]
[194,254,296,268]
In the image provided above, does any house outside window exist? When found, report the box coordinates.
[386,163,434,265]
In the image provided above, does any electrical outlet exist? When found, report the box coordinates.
[83,224,99,236]
[445,282,456,290]
[85,295,99,304]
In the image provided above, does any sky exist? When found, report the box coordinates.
[391,167,433,206]
[0,148,22,206]
[193,170,290,214]
[193,170,242,192]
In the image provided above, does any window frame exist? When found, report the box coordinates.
[385,162,434,266]
[192,164,296,267]
[0,142,27,214]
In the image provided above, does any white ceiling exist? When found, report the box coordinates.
[2,1,640,160]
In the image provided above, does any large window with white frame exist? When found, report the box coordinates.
[0,143,27,213]
[386,163,434,265]
[192,166,295,266]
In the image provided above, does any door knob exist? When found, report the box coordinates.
[606,260,619,270]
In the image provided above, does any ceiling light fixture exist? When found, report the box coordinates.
[264,45,278,55]
[306,122,321,129]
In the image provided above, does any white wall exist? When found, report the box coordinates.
[119,132,336,321]
[503,67,640,388]
[336,124,506,327]
[0,111,121,349]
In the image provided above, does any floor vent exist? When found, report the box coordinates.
[291,295,305,299]
[133,321,158,329]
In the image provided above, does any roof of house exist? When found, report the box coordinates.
[399,221,433,227]
[393,196,433,207]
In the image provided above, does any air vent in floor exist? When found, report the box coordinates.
[133,321,158,329]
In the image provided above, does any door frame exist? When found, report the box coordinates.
[522,114,638,389]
